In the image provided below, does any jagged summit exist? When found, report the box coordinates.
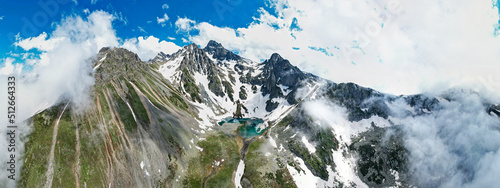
[268,53,284,63]
[94,47,146,85]
[177,43,219,75]
[151,51,171,63]
[98,47,142,62]
[254,52,311,110]
[203,40,241,61]
[206,40,222,48]
[261,52,307,87]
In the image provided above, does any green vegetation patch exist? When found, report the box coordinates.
[181,69,202,102]
[288,140,329,180]
[222,81,234,102]
[183,133,240,188]
[125,81,150,125]
[110,87,136,131]
[239,86,247,100]
[167,92,189,111]
[20,106,61,187]
[244,139,297,188]
[52,111,77,187]
[78,119,106,187]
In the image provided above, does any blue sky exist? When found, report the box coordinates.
[0,0,272,59]
[1,0,500,97]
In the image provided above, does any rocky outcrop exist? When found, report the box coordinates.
[203,40,241,61]
[94,47,147,86]
[249,53,312,111]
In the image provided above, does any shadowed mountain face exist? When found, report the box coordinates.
[203,40,241,61]
[19,41,500,188]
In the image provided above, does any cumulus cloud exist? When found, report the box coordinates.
[14,32,64,52]
[175,17,196,32]
[387,92,500,187]
[0,10,119,186]
[14,10,118,117]
[0,58,23,75]
[121,36,181,60]
[175,0,500,96]
[157,13,169,27]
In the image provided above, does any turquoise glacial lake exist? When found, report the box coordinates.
[218,117,267,139]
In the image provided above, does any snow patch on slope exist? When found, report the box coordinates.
[158,54,183,84]
[301,136,316,153]
[234,160,245,188]
[331,147,368,188]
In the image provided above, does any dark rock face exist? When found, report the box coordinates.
[403,94,440,114]
[250,53,311,111]
[350,124,410,187]
[322,82,390,121]
[275,105,339,181]
[177,44,226,98]
[203,40,241,61]
[488,104,500,117]
[151,51,171,63]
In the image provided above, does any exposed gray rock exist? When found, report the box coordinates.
[203,40,241,61]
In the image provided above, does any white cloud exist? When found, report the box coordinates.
[90,0,97,5]
[12,10,119,115]
[387,92,500,187]
[0,58,23,75]
[83,8,90,14]
[175,0,500,97]
[157,13,169,27]
[0,16,4,20]
[168,37,176,40]
[162,3,169,9]
[14,32,65,52]
[175,17,196,32]
[0,10,119,185]
[122,36,181,61]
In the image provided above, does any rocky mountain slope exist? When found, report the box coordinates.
[19,41,500,188]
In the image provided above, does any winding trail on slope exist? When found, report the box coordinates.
[44,102,70,188]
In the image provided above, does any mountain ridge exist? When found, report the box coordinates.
[18,40,500,188]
